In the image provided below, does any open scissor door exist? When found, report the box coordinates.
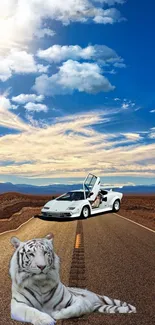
[83,173,100,201]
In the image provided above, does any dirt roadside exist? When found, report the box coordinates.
[120,194,155,231]
[0,193,155,233]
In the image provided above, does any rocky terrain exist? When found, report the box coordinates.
[0,192,55,233]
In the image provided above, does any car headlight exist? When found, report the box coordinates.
[68,207,76,210]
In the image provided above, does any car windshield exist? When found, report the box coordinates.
[56,191,84,201]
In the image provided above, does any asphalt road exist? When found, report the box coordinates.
[0,212,155,325]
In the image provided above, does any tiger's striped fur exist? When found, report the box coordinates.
[9,234,136,325]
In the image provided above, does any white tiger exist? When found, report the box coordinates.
[10,233,136,325]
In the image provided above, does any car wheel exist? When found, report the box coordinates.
[113,199,120,212]
[81,206,90,218]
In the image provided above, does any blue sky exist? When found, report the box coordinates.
[0,0,155,186]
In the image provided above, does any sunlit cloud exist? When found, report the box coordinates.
[0,95,35,131]
[122,133,143,141]
[0,49,49,82]
[0,1,125,55]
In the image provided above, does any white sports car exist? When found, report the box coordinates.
[41,173,123,219]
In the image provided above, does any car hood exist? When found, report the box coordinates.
[42,199,80,211]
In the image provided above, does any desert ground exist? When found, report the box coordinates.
[0,192,155,233]
[0,192,155,325]
[119,194,155,230]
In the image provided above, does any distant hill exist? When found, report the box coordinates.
[0,182,155,195]
[0,182,81,195]
[115,185,155,194]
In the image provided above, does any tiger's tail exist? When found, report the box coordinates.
[94,295,136,313]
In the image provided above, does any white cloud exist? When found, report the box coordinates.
[149,127,155,139]
[0,1,125,54]
[37,64,50,73]
[33,60,115,95]
[34,28,55,39]
[37,45,94,62]
[120,100,137,110]
[93,7,124,24]
[122,103,129,109]
[0,57,12,81]
[11,105,19,110]
[25,113,42,128]
[113,62,126,68]
[0,49,49,81]
[37,44,123,66]
[7,49,38,73]
[106,69,116,74]
[102,182,135,188]
[39,1,124,25]
[93,0,125,4]
[0,96,11,111]
[12,94,44,104]
[114,97,120,101]
[122,133,142,141]
[150,109,155,113]
[24,102,48,112]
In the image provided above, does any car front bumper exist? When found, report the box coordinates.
[41,211,80,218]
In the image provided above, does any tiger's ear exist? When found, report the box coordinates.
[10,237,21,249]
[46,233,54,241]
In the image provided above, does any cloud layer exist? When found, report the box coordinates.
[12,94,44,104]
[0,105,155,179]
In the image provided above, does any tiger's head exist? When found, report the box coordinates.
[10,233,60,285]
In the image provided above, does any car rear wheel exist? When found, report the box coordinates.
[81,206,90,218]
[113,199,120,212]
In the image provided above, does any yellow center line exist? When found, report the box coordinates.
[75,233,81,248]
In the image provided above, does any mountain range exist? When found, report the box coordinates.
[0,182,155,195]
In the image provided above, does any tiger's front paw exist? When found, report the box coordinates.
[33,313,56,325]
[51,310,62,320]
